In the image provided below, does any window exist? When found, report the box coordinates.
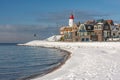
[84,32,87,36]
[81,33,84,36]
[68,32,72,39]
[91,32,94,35]
[104,31,107,37]
[104,25,109,30]
[94,26,97,29]
[119,33,120,35]
[98,25,101,29]
[88,26,91,29]
[78,33,80,37]
[98,27,101,29]
[75,31,77,36]
[119,33,120,38]
[87,32,90,35]
[82,38,85,41]
[86,38,89,41]
[107,32,110,37]
[94,25,97,29]
[81,25,85,30]
[116,28,119,30]
[113,33,115,36]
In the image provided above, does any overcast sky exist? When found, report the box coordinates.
[0,0,120,43]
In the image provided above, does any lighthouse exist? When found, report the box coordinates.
[69,14,74,27]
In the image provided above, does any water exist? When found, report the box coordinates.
[0,43,68,80]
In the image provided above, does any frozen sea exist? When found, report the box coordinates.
[0,43,69,80]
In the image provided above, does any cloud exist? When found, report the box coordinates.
[0,10,114,43]
[0,24,60,43]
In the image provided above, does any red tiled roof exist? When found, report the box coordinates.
[106,20,114,25]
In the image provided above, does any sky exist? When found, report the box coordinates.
[0,0,120,43]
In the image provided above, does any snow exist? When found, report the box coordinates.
[18,41,120,80]
[44,35,61,41]
[97,23,103,25]
[108,38,120,41]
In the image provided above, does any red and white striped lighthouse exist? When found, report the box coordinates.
[69,14,74,27]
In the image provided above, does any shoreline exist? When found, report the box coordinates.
[18,41,120,80]
[18,47,71,80]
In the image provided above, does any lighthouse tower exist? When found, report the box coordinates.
[69,14,74,27]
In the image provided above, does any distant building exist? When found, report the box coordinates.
[111,24,120,38]
[103,21,111,41]
[94,23,103,41]
[78,24,94,41]
[69,14,74,27]
[60,14,78,42]
[106,20,114,25]
[59,14,120,42]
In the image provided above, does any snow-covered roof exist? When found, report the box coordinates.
[45,35,62,41]
[60,27,66,31]
[97,22,103,25]
[114,23,119,26]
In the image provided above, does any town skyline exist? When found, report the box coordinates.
[0,0,120,43]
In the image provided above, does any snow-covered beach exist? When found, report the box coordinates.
[19,41,120,80]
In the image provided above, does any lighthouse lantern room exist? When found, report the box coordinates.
[69,14,74,27]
